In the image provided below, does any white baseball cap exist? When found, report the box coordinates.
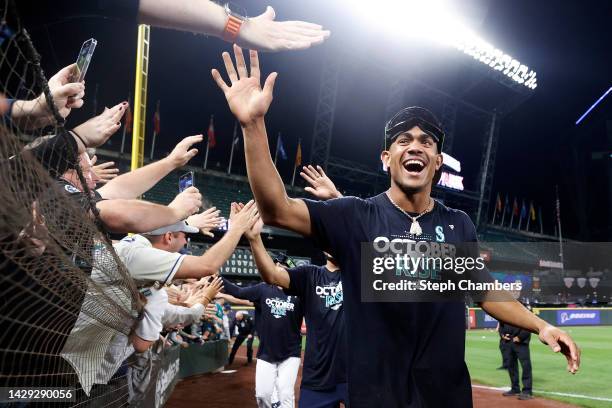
[146,220,199,236]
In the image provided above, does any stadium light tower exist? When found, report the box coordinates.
[348,0,537,89]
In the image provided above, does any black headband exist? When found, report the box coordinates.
[384,107,445,152]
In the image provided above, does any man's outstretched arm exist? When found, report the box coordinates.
[97,135,202,199]
[216,292,253,306]
[139,0,329,52]
[249,235,289,288]
[221,277,260,303]
[212,45,311,236]
[466,210,580,375]
[481,300,580,374]
[240,203,290,288]
[96,187,201,233]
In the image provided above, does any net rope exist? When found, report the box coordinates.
[0,1,141,405]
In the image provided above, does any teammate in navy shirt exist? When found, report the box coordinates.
[286,261,346,404]
[222,274,303,407]
[212,47,581,408]
[241,209,347,407]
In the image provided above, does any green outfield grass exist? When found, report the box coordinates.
[245,327,611,406]
[466,326,612,408]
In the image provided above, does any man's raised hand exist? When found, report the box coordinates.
[300,165,343,200]
[167,135,203,168]
[203,275,224,301]
[240,202,264,240]
[72,101,128,148]
[184,275,223,307]
[168,186,202,220]
[229,200,260,233]
[212,45,277,126]
[43,64,85,120]
[90,155,120,184]
[187,207,224,237]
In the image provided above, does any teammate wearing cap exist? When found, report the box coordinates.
[212,46,581,408]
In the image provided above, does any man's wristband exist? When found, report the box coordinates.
[70,129,88,150]
[223,14,243,41]
[222,2,248,42]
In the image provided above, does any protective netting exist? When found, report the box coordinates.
[0,1,141,405]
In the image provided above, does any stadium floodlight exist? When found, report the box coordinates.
[452,33,538,90]
[348,0,537,90]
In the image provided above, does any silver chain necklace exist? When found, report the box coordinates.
[386,192,434,236]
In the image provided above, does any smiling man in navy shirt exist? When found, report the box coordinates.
[212,46,581,408]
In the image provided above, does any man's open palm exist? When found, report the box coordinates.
[212,45,277,126]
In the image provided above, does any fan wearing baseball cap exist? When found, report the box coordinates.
[114,220,199,287]
[111,201,258,354]
[212,47,581,408]
[114,200,260,288]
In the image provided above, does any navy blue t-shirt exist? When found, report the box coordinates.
[304,193,481,408]
[285,265,346,391]
[223,279,303,363]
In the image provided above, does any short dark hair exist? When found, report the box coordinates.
[142,234,163,244]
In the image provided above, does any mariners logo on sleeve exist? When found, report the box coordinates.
[315,281,343,310]
[265,296,296,318]
[64,184,81,194]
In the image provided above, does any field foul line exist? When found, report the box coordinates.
[472,384,612,402]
